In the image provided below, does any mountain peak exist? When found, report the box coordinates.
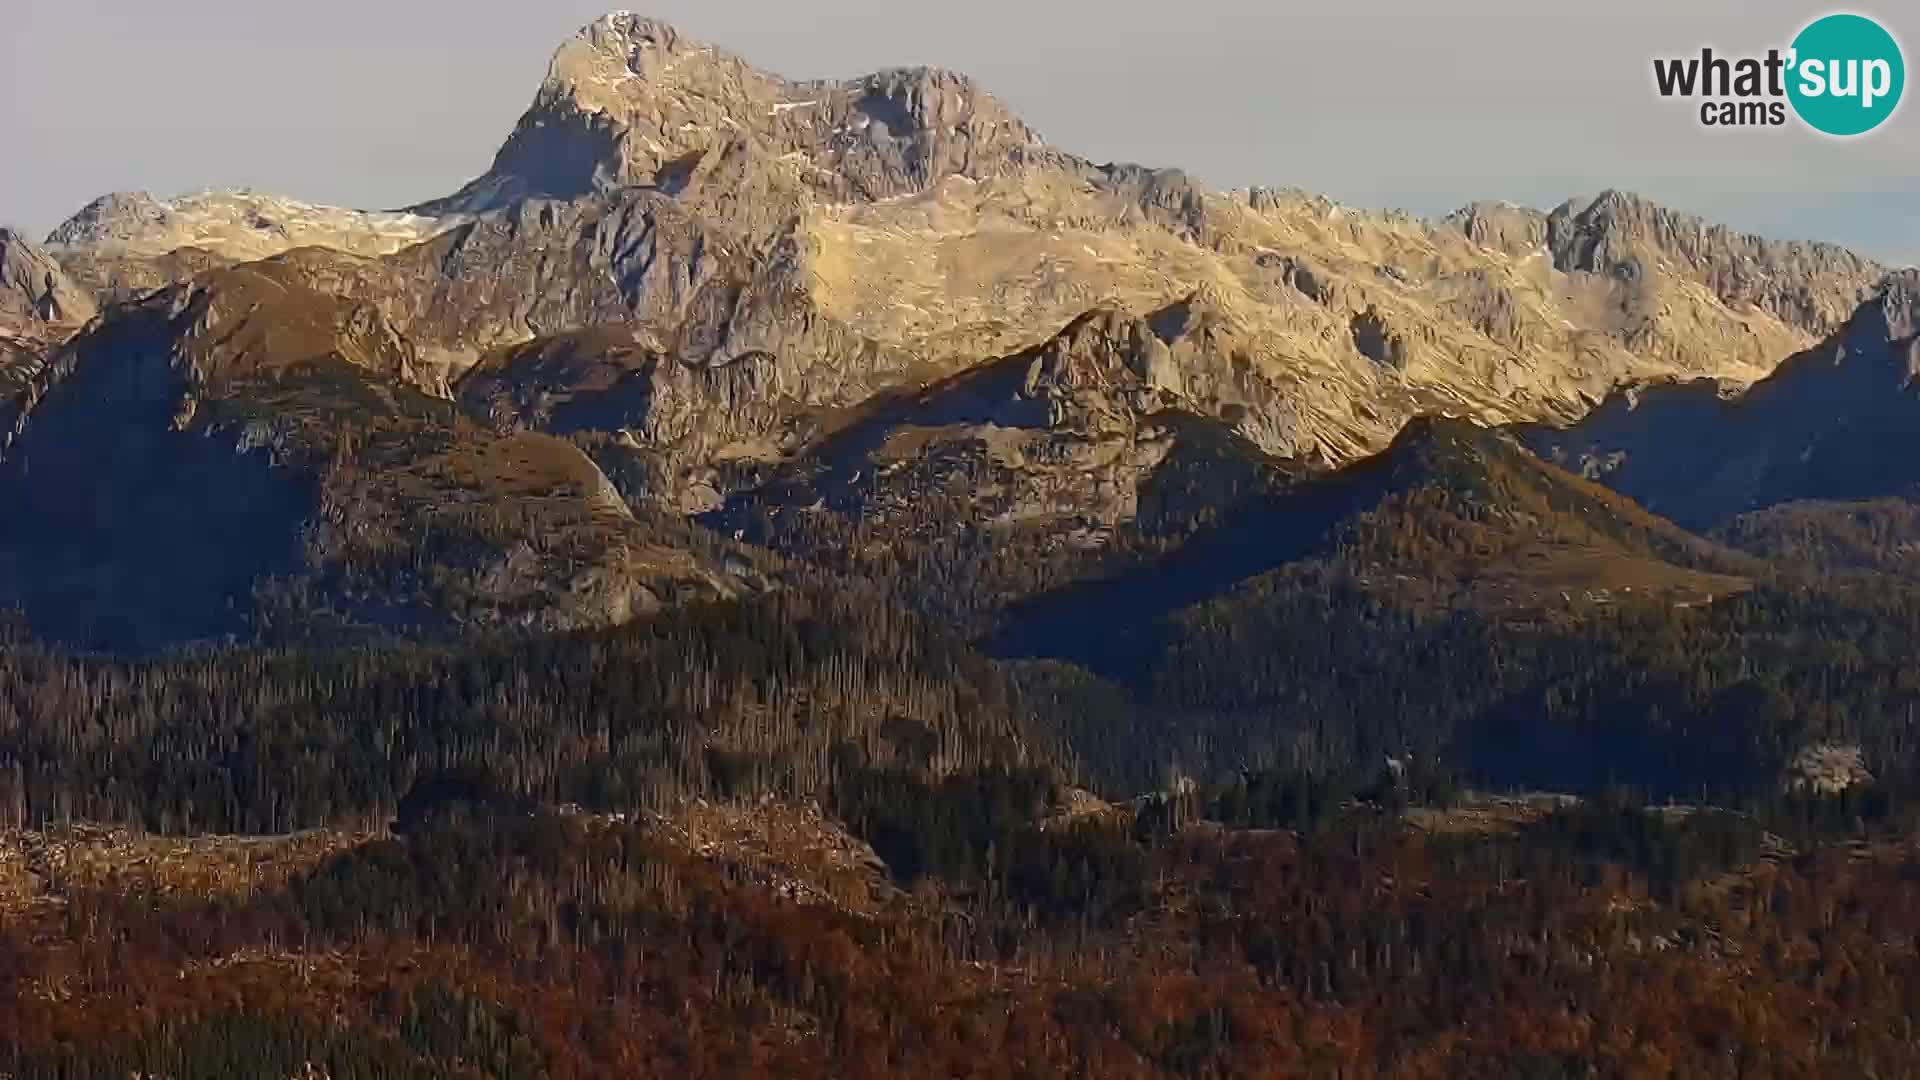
[584,10,685,48]
[551,12,744,93]
[1540,189,1883,338]
[428,13,1049,214]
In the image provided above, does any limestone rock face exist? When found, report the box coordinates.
[431,12,1054,213]
[1446,191,1880,343]
[0,335,45,462]
[1544,190,1882,338]
[0,230,96,460]
[0,229,96,331]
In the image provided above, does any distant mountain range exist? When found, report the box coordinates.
[0,11,1914,657]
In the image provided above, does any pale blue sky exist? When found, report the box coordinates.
[5,0,1916,263]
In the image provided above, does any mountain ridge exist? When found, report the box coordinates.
[1525,269,1920,529]
[37,15,1889,479]
[2,11,1907,654]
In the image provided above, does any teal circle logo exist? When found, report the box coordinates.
[1788,13,1905,136]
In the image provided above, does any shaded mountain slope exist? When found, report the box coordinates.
[686,305,1313,632]
[980,421,1920,803]
[994,416,1748,676]
[0,263,760,652]
[1525,271,1920,529]
[989,418,1772,794]
[1713,497,1920,579]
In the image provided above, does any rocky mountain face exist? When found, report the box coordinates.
[1525,271,1920,529]
[0,230,97,459]
[1449,192,1880,341]
[993,415,1752,671]
[0,229,96,333]
[429,13,1056,213]
[5,12,1904,651]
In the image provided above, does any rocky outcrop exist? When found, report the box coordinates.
[0,229,96,331]
[54,244,236,306]
[1444,201,1549,256]
[704,301,1311,560]
[1784,743,1874,795]
[0,335,46,461]
[1442,191,1882,386]
[1445,192,1882,341]
[1545,190,1882,338]
[0,231,95,461]
[456,325,803,512]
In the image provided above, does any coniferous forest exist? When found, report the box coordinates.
[13,468,1920,1076]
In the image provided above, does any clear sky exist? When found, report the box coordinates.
[5,0,1916,264]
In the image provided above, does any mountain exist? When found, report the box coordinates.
[47,189,450,262]
[0,260,765,651]
[1525,271,1920,529]
[1448,191,1880,340]
[677,303,1309,634]
[1,10,1903,660]
[38,15,1889,513]
[421,14,1056,213]
[987,415,1907,798]
[994,415,1751,678]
